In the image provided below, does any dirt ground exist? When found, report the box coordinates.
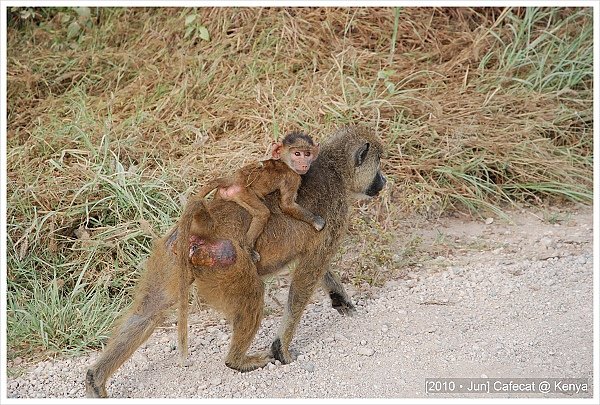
[5,203,595,400]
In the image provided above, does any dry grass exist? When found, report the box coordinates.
[5,6,593,359]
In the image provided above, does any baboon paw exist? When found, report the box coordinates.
[85,369,108,398]
[329,292,356,316]
[313,216,326,231]
[225,353,272,372]
[271,338,293,364]
[250,249,261,263]
[333,303,357,316]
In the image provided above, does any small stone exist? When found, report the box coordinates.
[267,363,276,371]
[381,324,389,333]
[300,361,315,373]
[360,340,367,346]
[210,377,222,386]
[485,218,494,225]
[358,347,375,356]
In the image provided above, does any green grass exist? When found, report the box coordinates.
[5,6,594,361]
[6,107,183,359]
[479,8,593,93]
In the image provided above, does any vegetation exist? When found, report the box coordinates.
[6,7,593,360]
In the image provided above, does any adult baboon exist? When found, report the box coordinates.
[85,125,387,398]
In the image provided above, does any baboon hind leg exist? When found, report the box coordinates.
[224,308,274,372]
[86,253,177,398]
[192,244,272,372]
[322,269,356,315]
[271,258,322,364]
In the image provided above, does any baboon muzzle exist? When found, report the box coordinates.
[365,171,386,196]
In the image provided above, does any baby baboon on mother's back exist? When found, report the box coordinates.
[85,126,387,398]
[180,131,324,264]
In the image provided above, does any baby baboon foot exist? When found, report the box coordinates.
[225,352,273,372]
[329,292,357,316]
[271,338,293,364]
[250,249,261,263]
[85,369,108,398]
[313,216,326,231]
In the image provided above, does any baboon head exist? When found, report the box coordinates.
[320,126,387,200]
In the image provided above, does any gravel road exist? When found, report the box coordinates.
[5,205,595,400]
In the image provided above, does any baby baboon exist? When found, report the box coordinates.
[85,126,387,398]
[182,131,325,263]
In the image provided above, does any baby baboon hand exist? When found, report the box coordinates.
[313,215,326,231]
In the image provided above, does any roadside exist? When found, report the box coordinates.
[6,204,594,399]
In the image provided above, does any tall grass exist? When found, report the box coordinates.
[7,106,183,358]
[479,7,593,93]
[6,6,593,360]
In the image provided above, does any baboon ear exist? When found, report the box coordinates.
[312,142,320,158]
[271,142,283,160]
[354,142,370,167]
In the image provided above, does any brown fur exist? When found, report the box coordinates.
[85,126,386,397]
[175,132,324,361]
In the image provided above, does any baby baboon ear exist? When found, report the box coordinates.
[354,142,370,167]
[271,142,284,160]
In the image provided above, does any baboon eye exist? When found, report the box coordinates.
[294,151,301,157]
[305,152,311,157]
[355,142,370,166]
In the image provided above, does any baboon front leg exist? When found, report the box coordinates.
[86,258,177,397]
[322,270,356,315]
[279,184,325,231]
[271,262,321,364]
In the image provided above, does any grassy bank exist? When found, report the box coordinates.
[6,6,593,360]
